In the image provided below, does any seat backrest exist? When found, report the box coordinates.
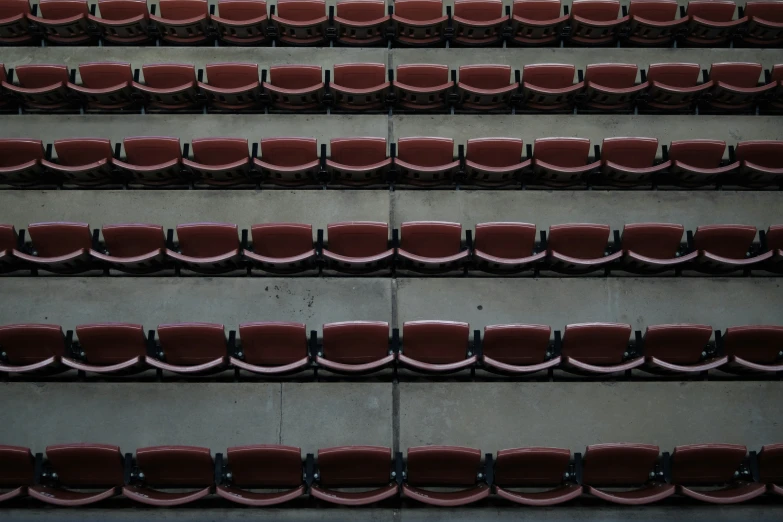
[548,223,610,259]
[621,223,683,259]
[772,64,783,82]
[75,323,148,363]
[260,137,318,166]
[534,138,591,168]
[584,64,638,88]
[397,137,454,167]
[758,444,783,484]
[406,446,481,486]
[709,63,762,88]
[474,222,535,258]
[671,444,747,485]
[394,0,443,20]
[78,62,133,89]
[735,141,783,169]
[39,0,88,19]
[768,225,783,251]
[158,0,208,20]
[102,224,165,257]
[0,324,66,364]
[238,322,307,365]
[28,222,92,256]
[0,0,30,19]
[205,63,259,89]
[722,325,783,363]
[0,446,35,487]
[318,446,392,487]
[646,63,700,88]
[459,65,511,90]
[190,138,248,166]
[330,138,387,167]
[326,221,389,257]
[124,137,182,166]
[157,323,227,363]
[466,138,523,168]
[686,0,735,21]
[333,63,386,89]
[135,446,214,487]
[513,0,562,20]
[523,64,575,89]
[582,443,660,486]
[402,320,469,363]
[276,0,325,21]
[668,140,726,169]
[602,137,658,168]
[0,139,45,168]
[454,0,503,21]
[693,225,756,259]
[217,0,267,21]
[400,221,461,257]
[396,64,449,87]
[628,0,677,21]
[643,324,712,364]
[46,444,125,487]
[226,445,303,487]
[98,0,149,21]
[322,321,389,363]
[745,1,783,22]
[250,223,313,258]
[53,138,113,167]
[571,0,620,21]
[15,65,70,89]
[269,65,323,89]
[561,322,632,363]
[176,223,238,257]
[0,224,17,251]
[494,447,570,487]
[336,0,386,22]
[141,64,196,88]
[482,324,551,364]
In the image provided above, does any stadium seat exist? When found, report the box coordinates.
[758,443,783,495]
[0,0,34,45]
[0,138,46,186]
[67,62,136,112]
[735,140,783,186]
[133,64,201,112]
[744,1,783,46]
[481,324,559,374]
[253,137,320,185]
[263,65,325,111]
[494,447,581,505]
[124,446,215,505]
[392,0,447,46]
[641,324,727,374]
[392,64,454,111]
[531,137,600,185]
[149,0,211,45]
[148,323,229,375]
[28,0,93,45]
[243,223,317,273]
[568,0,625,46]
[768,64,783,111]
[321,221,394,273]
[112,136,185,186]
[0,324,69,374]
[705,62,776,112]
[520,64,582,111]
[766,225,783,272]
[671,444,765,503]
[271,0,328,45]
[330,63,390,111]
[166,223,241,274]
[721,325,783,374]
[546,223,622,273]
[582,443,674,504]
[13,222,93,273]
[473,222,545,273]
[451,0,507,46]
[199,63,263,112]
[456,65,518,111]
[667,139,738,186]
[212,0,268,45]
[581,64,648,112]
[403,446,489,505]
[0,65,11,112]
[394,137,460,185]
[0,445,34,503]
[182,137,252,186]
[600,137,669,186]
[509,0,568,46]
[397,221,469,272]
[332,0,390,46]
[41,138,115,186]
[89,224,167,273]
[0,224,19,272]
[644,63,712,112]
[682,0,744,47]
[2,64,76,112]
[625,0,685,46]
[216,445,305,505]
[464,138,530,185]
[619,223,695,273]
[398,320,475,373]
[29,444,124,506]
[232,322,310,375]
[90,0,152,44]
[560,322,643,374]
[315,321,394,375]
[311,446,398,505]
[692,225,771,273]
[325,138,392,186]
[62,323,149,374]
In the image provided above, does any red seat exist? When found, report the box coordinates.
[521,64,582,111]
[182,137,251,186]
[561,322,643,374]
[90,224,166,273]
[531,137,599,186]
[0,445,34,503]
[758,443,783,495]
[150,0,211,44]
[311,446,398,505]
[668,139,738,186]
[546,223,622,273]
[464,138,529,186]
[705,62,775,112]
[509,0,568,46]
[41,138,115,186]
[766,225,783,272]
[392,64,454,111]
[620,223,695,273]
[2,64,76,112]
[124,446,215,505]
[212,0,268,45]
[0,0,34,45]
[398,320,475,373]
[641,324,727,374]
[0,139,45,186]
[600,137,669,186]
[199,63,263,112]
[62,323,149,374]
[481,324,559,374]
[581,64,649,112]
[243,223,317,273]
[0,324,68,374]
[166,223,241,274]
[494,447,581,505]
[644,63,712,112]
[625,0,685,46]
[13,222,93,273]
[735,140,783,186]
[692,225,771,273]
[392,0,447,46]
[321,221,394,273]
[271,0,327,45]
[331,63,390,111]
[148,323,229,375]
[333,0,390,46]
[232,322,310,375]
[452,0,507,46]
[263,65,325,111]
[68,62,136,112]
[0,64,10,111]
[456,65,518,111]
[744,1,783,46]
[133,64,201,112]
[326,138,391,186]
[113,136,184,186]
[316,321,393,375]
[672,444,765,503]
[403,446,489,505]
[253,137,320,186]
[395,137,460,185]
[216,445,304,505]
[568,0,626,46]
[582,444,674,504]
[28,0,93,44]
[770,64,783,111]
[473,222,545,273]
[397,221,469,273]
[0,224,19,272]
[29,444,124,506]
[90,0,152,44]
[683,0,744,46]
[721,325,783,374]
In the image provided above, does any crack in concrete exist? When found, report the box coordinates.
[278,383,283,444]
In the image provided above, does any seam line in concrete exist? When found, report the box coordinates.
[278,383,283,445]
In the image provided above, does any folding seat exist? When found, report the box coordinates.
[182,137,252,186]
[0,446,34,503]
[0,139,46,186]
[315,321,393,375]
[2,64,77,112]
[531,137,600,186]
[704,63,776,113]
[735,141,783,186]
[403,446,490,505]
[332,0,391,46]
[89,0,153,44]
[456,65,519,111]
[216,445,304,505]
[331,63,390,111]
[231,322,310,375]
[212,0,269,45]
[270,0,328,45]
[0,0,35,45]
[520,64,582,112]
[560,323,644,374]
[28,0,94,44]
[473,222,545,273]
[0,324,69,374]
[311,446,398,505]
[397,320,476,373]
[641,324,727,374]
[253,137,320,186]
[325,138,392,186]
[112,137,185,186]
[599,137,669,186]
[394,137,460,185]
[0,225,20,272]
[41,138,115,186]
[643,63,711,112]
[396,221,470,272]
[721,325,783,374]
[321,221,394,273]
[625,0,686,46]
[582,444,674,504]
[451,0,508,46]
[62,323,149,374]
[149,0,211,44]
[199,63,263,112]
[242,223,317,273]
[392,0,447,46]
[124,446,215,505]
[262,65,325,111]
[67,62,137,112]
[29,444,124,505]
[667,139,738,186]
[743,1,783,46]
[392,64,454,111]
[481,324,560,374]
[508,0,569,46]
[580,64,649,112]
[692,225,771,273]
[493,447,582,505]
[546,224,622,273]
[90,224,167,273]
[568,0,626,46]
[682,0,744,46]
[464,139,529,186]
[758,443,783,495]
[147,323,229,375]
[166,223,241,274]
[671,444,765,503]
[133,64,202,112]
[13,222,94,273]
[619,223,696,273]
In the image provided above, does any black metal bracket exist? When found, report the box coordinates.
[661,451,671,483]
[394,451,404,486]
[123,452,133,485]
[305,453,315,488]
[553,330,563,357]
[484,453,494,487]
[392,328,401,354]
[472,329,481,358]
[309,330,319,358]
[748,451,759,482]
[214,452,225,484]
[34,453,44,485]
[573,452,583,485]
[145,329,158,359]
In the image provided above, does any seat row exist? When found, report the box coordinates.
[2,137,782,189]
[1,321,781,377]
[2,0,782,48]
[1,442,782,506]
[2,62,782,115]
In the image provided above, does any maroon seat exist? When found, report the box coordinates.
[321,221,394,273]
[473,222,545,273]
[271,0,328,45]
[90,224,167,273]
[0,64,10,111]
[326,138,391,186]
[693,225,771,273]
[481,324,559,374]
[582,444,674,504]
[735,141,783,186]
[451,0,507,46]
[721,325,783,374]
[113,136,185,186]
[124,446,215,505]
[600,137,669,186]
[625,0,686,46]
[147,323,228,375]
[547,223,622,273]
[0,139,45,186]
[668,139,738,186]
[494,447,581,505]
[316,321,393,374]
[509,0,568,46]
[263,65,325,111]
[464,138,530,186]
[41,138,115,186]
[166,223,241,274]
[767,225,783,272]
[683,0,744,46]
[67,62,136,112]
[13,222,93,273]
[232,322,310,375]
[28,0,93,44]
[581,64,649,112]
[744,1,783,46]
[90,0,152,45]
[0,0,34,45]
[182,137,251,186]
[62,323,149,374]
[133,64,201,111]
[397,221,469,273]
[0,445,34,503]
[0,224,20,272]
[254,138,320,186]
[216,445,304,505]
[456,65,518,111]
[568,0,626,46]
[758,443,783,495]
[392,0,447,46]
[395,137,460,185]
[398,320,475,373]
[333,0,391,46]
[212,0,268,45]
[705,62,775,112]
[311,446,398,505]
[672,444,765,503]
[2,64,76,112]
[331,63,390,111]
[620,223,695,273]
[561,323,643,374]
[0,324,68,374]
[769,64,783,111]
[243,223,317,273]
[531,137,600,186]
[644,63,712,112]
[29,444,124,506]
[521,64,582,111]
[392,64,454,111]
[149,0,211,44]
[403,446,489,505]
[199,63,263,112]
[641,324,727,374]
